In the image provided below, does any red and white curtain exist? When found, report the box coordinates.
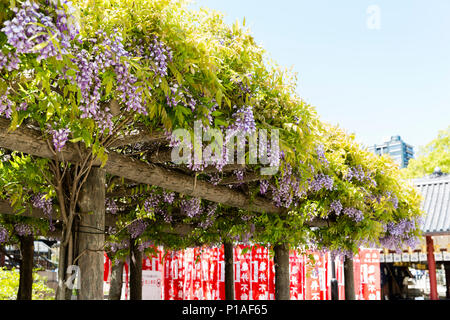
[103,246,381,300]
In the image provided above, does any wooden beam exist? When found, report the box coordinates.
[103,152,281,214]
[219,172,267,185]
[202,164,246,174]
[148,149,172,163]
[0,120,330,228]
[0,199,193,236]
[108,130,167,148]
[0,200,48,220]
[0,119,281,214]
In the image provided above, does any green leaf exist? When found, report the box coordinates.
[69,137,83,143]
[215,89,223,107]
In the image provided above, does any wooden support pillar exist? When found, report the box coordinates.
[426,236,439,300]
[0,250,4,267]
[330,257,339,300]
[344,257,356,300]
[109,260,124,300]
[130,239,143,300]
[224,241,235,300]
[17,235,34,300]
[274,243,290,300]
[77,167,106,300]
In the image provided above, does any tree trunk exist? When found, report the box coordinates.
[109,259,124,300]
[330,257,339,300]
[77,167,106,300]
[224,241,235,300]
[274,243,290,300]
[129,239,142,300]
[17,235,34,300]
[344,257,356,300]
[0,249,4,267]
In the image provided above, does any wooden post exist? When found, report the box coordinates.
[224,241,235,300]
[344,257,356,300]
[77,167,106,300]
[274,243,290,300]
[0,250,4,267]
[330,257,339,300]
[17,235,34,300]
[109,259,124,300]
[426,236,438,300]
[129,239,143,300]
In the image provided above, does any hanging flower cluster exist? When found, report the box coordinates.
[14,222,33,237]
[0,51,20,71]
[127,219,148,239]
[0,225,8,244]
[379,217,421,251]
[328,200,343,215]
[345,165,377,187]
[1,0,79,62]
[105,198,118,215]
[180,197,202,218]
[309,173,334,192]
[31,193,55,231]
[342,207,364,223]
[0,89,13,118]
[50,128,70,152]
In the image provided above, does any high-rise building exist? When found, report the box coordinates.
[368,135,414,168]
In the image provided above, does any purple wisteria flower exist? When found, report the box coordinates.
[309,173,334,192]
[230,105,256,134]
[144,194,161,213]
[260,180,269,195]
[51,128,70,152]
[199,203,217,229]
[346,165,377,187]
[208,173,222,186]
[272,164,294,208]
[127,219,148,239]
[0,225,8,244]
[137,241,153,252]
[0,51,21,71]
[385,191,399,209]
[105,198,118,215]
[181,198,202,218]
[329,248,354,260]
[329,200,343,216]
[315,144,329,167]
[0,89,13,119]
[163,191,175,204]
[1,0,79,62]
[14,223,33,237]
[234,169,244,181]
[31,193,54,231]
[342,207,364,222]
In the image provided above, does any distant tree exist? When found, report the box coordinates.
[403,126,450,178]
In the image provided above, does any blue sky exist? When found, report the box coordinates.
[191,0,450,153]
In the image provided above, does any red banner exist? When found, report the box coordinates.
[109,245,381,300]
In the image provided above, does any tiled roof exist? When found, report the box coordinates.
[413,174,450,235]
